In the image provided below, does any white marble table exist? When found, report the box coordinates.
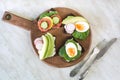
[0,0,120,80]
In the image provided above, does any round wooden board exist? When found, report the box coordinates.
[31,7,91,68]
[2,7,91,68]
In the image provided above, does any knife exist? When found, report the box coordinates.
[79,38,117,80]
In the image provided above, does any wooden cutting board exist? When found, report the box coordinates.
[2,7,91,68]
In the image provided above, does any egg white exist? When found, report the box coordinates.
[75,22,89,32]
[65,42,77,58]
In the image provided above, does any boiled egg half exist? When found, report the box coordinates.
[65,42,77,57]
[75,22,89,32]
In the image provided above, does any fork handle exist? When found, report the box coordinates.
[79,48,100,80]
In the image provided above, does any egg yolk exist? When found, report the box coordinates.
[75,24,84,31]
[67,48,75,57]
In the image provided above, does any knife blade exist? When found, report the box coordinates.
[79,38,117,80]
[70,39,107,77]
[95,38,117,60]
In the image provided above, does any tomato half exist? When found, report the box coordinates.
[51,14,62,28]
[38,17,53,32]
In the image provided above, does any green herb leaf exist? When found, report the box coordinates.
[39,12,49,19]
[72,30,90,40]
[39,11,58,19]
[49,11,58,15]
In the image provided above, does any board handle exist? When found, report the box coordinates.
[2,11,34,31]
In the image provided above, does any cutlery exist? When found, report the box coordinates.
[79,38,117,80]
[70,39,106,77]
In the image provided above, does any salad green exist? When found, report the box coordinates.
[72,30,90,40]
[39,11,58,19]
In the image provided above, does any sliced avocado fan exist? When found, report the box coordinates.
[39,33,55,60]
[44,33,55,58]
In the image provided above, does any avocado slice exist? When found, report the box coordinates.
[62,16,88,24]
[44,33,55,58]
[39,35,48,60]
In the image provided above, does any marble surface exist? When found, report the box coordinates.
[0,0,120,80]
